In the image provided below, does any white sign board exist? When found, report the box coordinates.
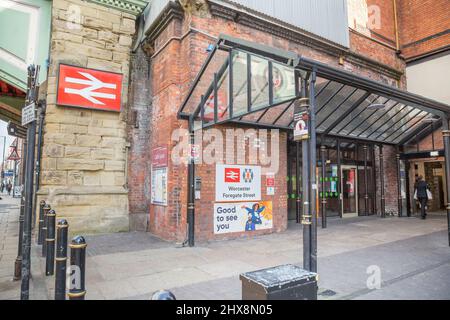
[151,167,167,206]
[215,164,261,202]
[22,103,35,126]
[214,201,273,234]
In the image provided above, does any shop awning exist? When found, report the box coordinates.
[178,35,450,145]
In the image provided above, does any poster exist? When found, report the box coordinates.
[151,146,168,206]
[293,109,309,141]
[215,164,261,202]
[214,201,273,234]
[151,167,167,206]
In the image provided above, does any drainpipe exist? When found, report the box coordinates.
[393,0,400,52]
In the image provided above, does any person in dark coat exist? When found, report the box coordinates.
[415,175,429,219]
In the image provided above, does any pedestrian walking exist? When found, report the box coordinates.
[0,181,4,193]
[6,181,12,196]
[414,175,431,220]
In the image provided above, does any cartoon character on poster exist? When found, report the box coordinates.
[242,202,273,232]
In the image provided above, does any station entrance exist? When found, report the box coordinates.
[287,138,377,222]
[178,34,450,271]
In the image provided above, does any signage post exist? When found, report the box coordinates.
[20,65,39,299]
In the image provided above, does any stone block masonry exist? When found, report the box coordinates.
[38,0,136,234]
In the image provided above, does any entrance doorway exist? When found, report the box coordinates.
[341,165,358,217]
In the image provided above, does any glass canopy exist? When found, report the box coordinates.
[178,35,450,145]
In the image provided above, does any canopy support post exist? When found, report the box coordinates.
[364,145,369,216]
[442,117,450,246]
[379,145,386,218]
[309,68,318,273]
[320,144,327,228]
[396,146,403,217]
[187,117,196,247]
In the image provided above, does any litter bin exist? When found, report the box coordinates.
[240,264,318,300]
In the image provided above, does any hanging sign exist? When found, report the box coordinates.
[214,201,273,234]
[293,110,309,141]
[57,64,123,112]
[216,164,261,202]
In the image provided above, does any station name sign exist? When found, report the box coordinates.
[215,164,261,202]
[56,64,123,112]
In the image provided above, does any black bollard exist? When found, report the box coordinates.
[55,219,68,300]
[68,235,87,300]
[151,290,176,300]
[41,204,50,257]
[45,210,56,276]
[37,200,46,245]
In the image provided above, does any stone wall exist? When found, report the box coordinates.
[38,0,136,234]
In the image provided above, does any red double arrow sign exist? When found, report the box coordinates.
[57,64,123,112]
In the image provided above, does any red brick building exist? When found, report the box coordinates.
[125,0,450,243]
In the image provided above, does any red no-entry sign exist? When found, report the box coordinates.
[57,64,123,112]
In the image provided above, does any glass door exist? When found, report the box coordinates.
[341,165,358,217]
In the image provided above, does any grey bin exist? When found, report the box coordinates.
[239,264,318,300]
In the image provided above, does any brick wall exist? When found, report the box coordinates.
[140,3,406,241]
[38,0,136,234]
[127,46,152,231]
[418,129,444,151]
[398,0,450,59]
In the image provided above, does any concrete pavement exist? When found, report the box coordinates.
[0,195,48,300]
[76,212,450,300]
[1,196,449,300]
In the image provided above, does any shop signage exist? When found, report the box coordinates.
[152,145,168,168]
[266,173,275,196]
[216,164,261,202]
[57,64,122,112]
[151,145,168,206]
[214,201,273,234]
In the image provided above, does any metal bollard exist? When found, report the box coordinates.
[45,209,56,276]
[68,235,87,300]
[151,290,176,300]
[55,219,68,300]
[41,204,51,257]
[37,200,46,245]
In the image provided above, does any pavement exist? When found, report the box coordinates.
[1,196,449,300]
[0,195,48,300]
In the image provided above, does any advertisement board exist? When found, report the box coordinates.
[215,164,261,202]
[214,201,273,234]
[151,167,167,206]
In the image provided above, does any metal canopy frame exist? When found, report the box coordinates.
[178,34,450,146]
[179,34,450,251]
